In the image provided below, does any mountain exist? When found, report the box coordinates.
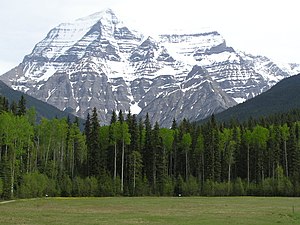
[1,9,299,127]
[211,74,300,122]
[0,80,82,123]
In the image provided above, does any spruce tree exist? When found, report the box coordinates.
[17,95,27,116]
[154,122,167,195]
[88,108,102,177]
[10,101,17,115]
[143,113,153,187]
[118,110,124,123]
[84,113,91,176]
[110,110,117,124]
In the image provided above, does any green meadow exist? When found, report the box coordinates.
[1,197,300,225]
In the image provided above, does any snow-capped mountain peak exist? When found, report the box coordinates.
[1,9,299,127]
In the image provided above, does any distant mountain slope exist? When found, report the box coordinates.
[0,80,82,123]
[212,74,300,122]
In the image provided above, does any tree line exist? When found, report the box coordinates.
[1,95,300,199]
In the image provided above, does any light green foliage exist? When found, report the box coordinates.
[233,177,245,196]
[2,100,300,199]
[85,176,98,197]
[159,128,174,153]
[181,133,192,151]
[195,133,204,154]
[99,126,110,150]
[19,172,48,198]
[98,173,114,196]
[72,176,86,197]
[67,122,87,178]
[275,166,293,196]
[0,112,34,199]
[128,150,143,195]
[280,123,290,141]
[183,176,199,196]
[252,125,269,149]
[59,174,72,197]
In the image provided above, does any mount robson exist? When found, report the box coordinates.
[1,8,300,127]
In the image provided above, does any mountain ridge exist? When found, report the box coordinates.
[1,9,299,127]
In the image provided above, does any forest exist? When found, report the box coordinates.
[1,95,300,200]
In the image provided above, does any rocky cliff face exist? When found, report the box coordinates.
[1,9,298,127]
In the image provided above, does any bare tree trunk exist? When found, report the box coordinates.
[114,142,117,181]
[45,137,52,168]
[121,139,125,193]
[26,145,30,173]
[5,144,8,158]
[26,135,31,173]
[60,141,64,174]
[153,153,156,193]
[133,154,136,191]
[202,152,205,184]
[11,141,17,199]
[284,140,288,177]
[71,142,75,178]
[247,144,250,187]
[11,159,15,199]
[169,152,172,177]
[185,151,188,181]
[228,163,231,195]
[35,136,40,170]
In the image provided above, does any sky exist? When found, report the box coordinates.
[0,0,299,74]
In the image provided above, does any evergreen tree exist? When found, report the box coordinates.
[289,123,300,182]
[0,96,9,112]
[143,113,152,183]
[203,115,220,182]
[118,110,124,123]
[10,101,17,115]
[110,110,117,124]
[88,108,103,177]
[194,132,205,184]
[18,95,27,116]
[84,113,91,140]
[84,113,91,175]
[280,123,290,177]
[182,133,192,181]
[152,122,160,194]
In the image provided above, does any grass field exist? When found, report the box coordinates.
[1,197,300,224]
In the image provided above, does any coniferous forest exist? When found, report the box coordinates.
[1,95,300,200]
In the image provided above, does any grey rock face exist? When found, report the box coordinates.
[0,9,298,127]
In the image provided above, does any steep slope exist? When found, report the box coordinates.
[212,74,300,122]
[0,80,82,123]
[0,9,297,127]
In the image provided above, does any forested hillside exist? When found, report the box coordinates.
[1,95,300,199]
[213,74,300,122]
[0,80,83,124]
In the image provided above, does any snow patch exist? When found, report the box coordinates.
[233,97,246,104]
[130,101,142,115]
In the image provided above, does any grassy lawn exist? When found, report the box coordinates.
[1,197,300,224]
